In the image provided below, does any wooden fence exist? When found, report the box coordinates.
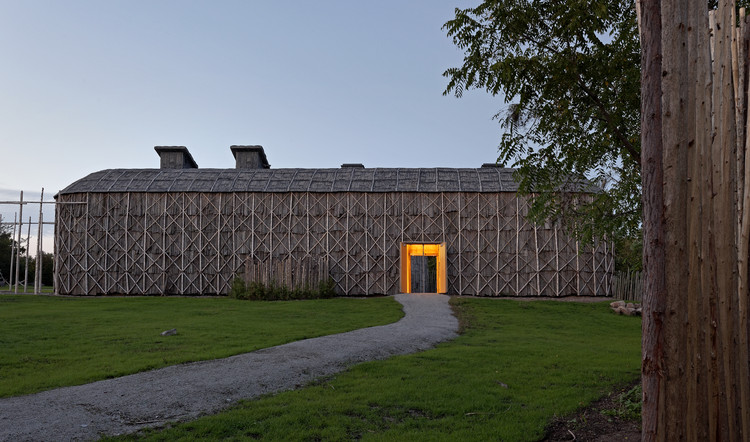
[639,1,750,437]
[243,256,330,290]
[611,270,643,302]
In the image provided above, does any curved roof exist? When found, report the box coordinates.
[57,167,599,195]
[57,167,525,194]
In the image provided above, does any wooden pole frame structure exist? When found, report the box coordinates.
[0,189,58,293]
[54,190,614,297]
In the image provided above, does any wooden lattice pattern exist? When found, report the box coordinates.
[55,191,613,296]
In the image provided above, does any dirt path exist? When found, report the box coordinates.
[0,294,457,441]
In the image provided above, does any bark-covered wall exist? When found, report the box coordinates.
[55,191,613,296]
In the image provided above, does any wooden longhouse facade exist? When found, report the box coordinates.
[54,146,613,296]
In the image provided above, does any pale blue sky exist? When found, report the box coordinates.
[1,1,502,250]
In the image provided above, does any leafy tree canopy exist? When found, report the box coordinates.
[443,0,641,265]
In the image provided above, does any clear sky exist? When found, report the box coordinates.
[0,1,503,252]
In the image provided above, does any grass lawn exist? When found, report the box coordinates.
[0,295,403,398]
[117,298,642,441]
[0,284,55,293]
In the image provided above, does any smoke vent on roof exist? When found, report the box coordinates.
[155,146,198,169]
[481,163,501,168]
[341,163,364,168]
[231,145,270,169]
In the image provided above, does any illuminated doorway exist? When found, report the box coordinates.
[400,243,447,293]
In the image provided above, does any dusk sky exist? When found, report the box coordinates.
[1,1,503,251]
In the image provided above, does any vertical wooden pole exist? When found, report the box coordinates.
[306,192,310,255]
[325,193,329,276]
[592,240,597,296]
[643,0,750,439]
[715,2,739,439]
[662,0,691,436]
[103,197,109,294]
[345,194,350,295]
[231,194,237,280]
[180,193,185,294]
[9,212,16,290]
[496,194,500,295]
[515,197,519,295]
[533,222,540,296]
[476,195,480,294]
[365,193,369,294]
[124,193,130,294]
[458,192,463,293]
[640,0,665,436]
[198,195,203,294]
[576,240,582,296]
[738,10,750,439]
[14,191,23,294]
[286,193,292,260]
[52,203,58,294]
[554,223,560,296]
[85,192,90,295]
[162,194,167,294]
[35,188,44,294]
[383,194,387,293]
[23,216,31,293]
[218,193,224,292]
[251,193,256,261]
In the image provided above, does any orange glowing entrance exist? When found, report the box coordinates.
[400,243,447,294]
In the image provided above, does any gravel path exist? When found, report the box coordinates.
[0,294,458,441]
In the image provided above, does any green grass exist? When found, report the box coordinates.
[0,295,403,398]
[117,298,642,441]
[0,284,54,293]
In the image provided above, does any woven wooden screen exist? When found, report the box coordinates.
[55,191,613,296]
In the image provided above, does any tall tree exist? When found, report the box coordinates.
[443,0,641,254]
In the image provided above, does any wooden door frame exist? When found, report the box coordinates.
[399,242,447,294]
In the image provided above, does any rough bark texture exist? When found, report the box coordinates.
[641,0,750,440]
[640,0,665,439]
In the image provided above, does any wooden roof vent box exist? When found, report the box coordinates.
[231,145,271,169]
[154,146,199,169]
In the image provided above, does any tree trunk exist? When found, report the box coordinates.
[640,0,750,440]
[639,0,665,439]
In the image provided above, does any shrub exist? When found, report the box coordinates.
[228,277,247,299]
[602,383,642,421]
[229,277,338,301]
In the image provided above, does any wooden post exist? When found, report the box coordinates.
[496,194,500,295]
[533,222,540,296]
[23,216,31,293]
[52,202,58,294]
[35,188,44,294]
[640,0,665,437]
[515,197,519,295]
[739,9,750,437]
[576,240,581,296]
[364,193,369,293]
[458,193,462,293]
[476,195,480,295]
[14,191,23,294]
[554,223,559,296]
[345,194,350,294]
[9,212,16,290]
[642,0,750,439]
